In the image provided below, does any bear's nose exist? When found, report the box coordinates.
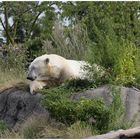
[27,76,34,81]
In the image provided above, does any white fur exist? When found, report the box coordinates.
[29,81,47,93]
[28,54,90,94]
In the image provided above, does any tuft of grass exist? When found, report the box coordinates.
[20,115,49,139]
[41,121,67,138]
[66,121,93,138]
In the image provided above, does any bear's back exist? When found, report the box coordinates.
[31,54,67,68]
[67,60,89,79]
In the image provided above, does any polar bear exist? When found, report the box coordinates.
[27,54,91,94]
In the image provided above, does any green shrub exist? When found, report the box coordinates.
[86,18,140,87]
[25,37,45,62]
[41,79,95,99]
[43,96,110,132]
[113,40,138,86]
[133,48,140,88]
[76,97,110,132]
[41,80,128,134]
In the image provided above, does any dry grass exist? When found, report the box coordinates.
[0,68,27,92]
[41,123,67,138]
[66,121,93,138]
[0,115,94,139]
[0,130,23,139]
[43,22,90,60]
[19,115,67,138]
[20,115,49,138]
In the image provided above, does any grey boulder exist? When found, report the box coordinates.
[0,85,49,129]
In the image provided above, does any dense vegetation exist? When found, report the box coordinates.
[41,81,130,133]
[0,1,140,138]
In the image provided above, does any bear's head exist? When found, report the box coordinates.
[27,57,51,81]
[27,56,62,82]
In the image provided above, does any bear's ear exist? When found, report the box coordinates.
[45,58,49,64]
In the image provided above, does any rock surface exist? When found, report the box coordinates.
[0,84,140,130]
[0,85,49,129]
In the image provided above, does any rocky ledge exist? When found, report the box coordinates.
[0,84,140,133]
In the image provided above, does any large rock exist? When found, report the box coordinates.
[0,85,49,129]
[71,85,140,125]
[0,84,140,129]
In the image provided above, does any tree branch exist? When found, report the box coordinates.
[28,11,43,38]
[3,4,14,46]
[0,17,14,46]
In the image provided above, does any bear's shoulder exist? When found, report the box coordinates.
[34,54,66,62]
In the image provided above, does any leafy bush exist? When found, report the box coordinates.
[113,40,138,86]
[41,80,128,134]
[133,48,140,88]
[86,18,140,87]
[25,37,45,63]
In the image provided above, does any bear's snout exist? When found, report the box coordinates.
[27,76,35,81]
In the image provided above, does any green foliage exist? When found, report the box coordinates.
[113,41,138,85]
[108,86,125,130]
[41,80,128,134]
[0,120,8,133]
[41,79,95,101]
[84,17,140,86]
[25,37,45,62]
[60,2,140,87]
[131,48,140,88]
[0,2,56,45]
[61,2,140,43]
